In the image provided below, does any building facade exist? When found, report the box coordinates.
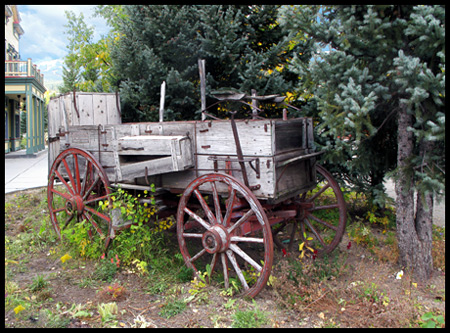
[5,5,46,154]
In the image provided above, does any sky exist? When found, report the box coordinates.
[17,5,110,90]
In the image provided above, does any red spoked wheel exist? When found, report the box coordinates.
[278,164,347,257]
[177,173,273,298]
[47,148,113,248]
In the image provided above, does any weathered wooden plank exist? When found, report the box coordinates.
[118,135,188,156]
[93,94,108,125]
[105,94,121,124]
[62,93,78,126]
[195,120,273,157]
[67,125,115,152]
[275,159,316,202]
[159,154,275,199]
[78,94,93,125]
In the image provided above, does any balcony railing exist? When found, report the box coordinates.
[5,58,44,86]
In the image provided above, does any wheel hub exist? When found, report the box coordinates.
[202,225,229,254]
[66,195,84,216]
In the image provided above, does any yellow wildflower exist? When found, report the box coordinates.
[60,253,72,263]
[14,305,25,314]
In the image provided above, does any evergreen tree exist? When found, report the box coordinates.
[280,5,445,280]
[108,5,297,122]
[59,54,80,93]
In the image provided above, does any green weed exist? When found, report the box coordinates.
[231,300,269,328]
[158,298,187,319]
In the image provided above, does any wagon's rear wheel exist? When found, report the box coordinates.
[284,164,347,256]
[48,148,113,248]
[177,173,273,298]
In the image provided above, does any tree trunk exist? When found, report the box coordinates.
[414,139,435,279]
[395,104,433,281]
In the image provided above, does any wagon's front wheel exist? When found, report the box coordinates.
[177,173,273,298]
[48,148,113,248]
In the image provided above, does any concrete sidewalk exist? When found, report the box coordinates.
[5,148,49,194]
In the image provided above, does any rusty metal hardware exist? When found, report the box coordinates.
[121,146,144,151]
[229,112,249,187]
[115,91,121,118]
[248,158,260,179]
[207,156,260,179]
[73,88,80,118]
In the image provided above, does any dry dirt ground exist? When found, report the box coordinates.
[4,188,445,328]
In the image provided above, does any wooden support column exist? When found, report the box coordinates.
[25,90,34,154]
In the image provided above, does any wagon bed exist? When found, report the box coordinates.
[50,116,319,204]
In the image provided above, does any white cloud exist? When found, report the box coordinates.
[16,5,109,91]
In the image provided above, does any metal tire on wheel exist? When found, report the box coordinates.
[177,173,273,298]
[47,148,113,248]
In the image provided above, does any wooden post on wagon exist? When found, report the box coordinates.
[251,89,258,119]
[159,81,166,123]
[198,59,206,121]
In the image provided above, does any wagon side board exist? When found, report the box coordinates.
[48,92,122,175]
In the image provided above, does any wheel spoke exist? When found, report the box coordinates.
[84,205,112,224]
[287,220,298,252]
[84,194,110,206]
[210,181,222,225]
[54,169,75,195]
[223,188,236,228]
[193,189,216,225]
[184,207,211,230]
[62,213,75,230]
[306,212,338,231]
[210,253,218,276]
[82,211,104,237]
[229,243,262,272]
[80,158,90,196]
[73,153,81,194]
[52,207,66,214]
[51,187,72,201]
[189,248,206,263]
[82,174,101,201]
[61,157,77,194]
[304,217,326,247]
[307,183,330,202]
[221,252,229,290]
[182,233,203,238]
[313,203,340,211]
[226,249,249,291]
[230,236,264,243]
[227,209,254,234]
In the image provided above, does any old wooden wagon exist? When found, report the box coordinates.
[47,91,347,298]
